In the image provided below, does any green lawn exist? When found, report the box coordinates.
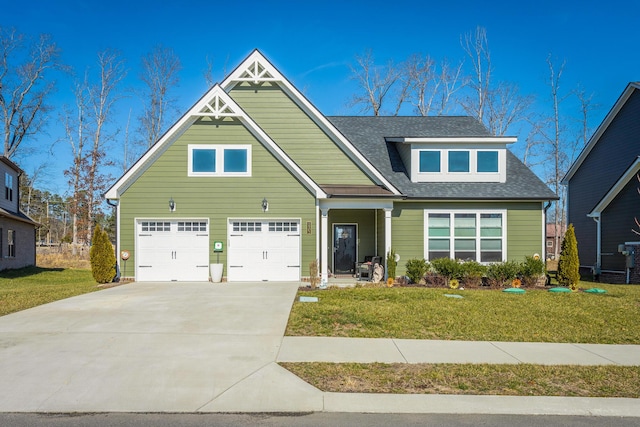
[284,282,640,397]
[281,362,640,398]
[0,267,100,316]
[287,283,640,344]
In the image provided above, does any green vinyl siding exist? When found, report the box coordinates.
[506,202,545,261]
[119,118,317,277]
[391,201,543,276]
[230,83,375,186]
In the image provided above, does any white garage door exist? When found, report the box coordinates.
[136,220,210,281]
[227,219,301,282]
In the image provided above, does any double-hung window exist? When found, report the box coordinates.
[5,173,13,201]
[7,229,15,258]
[425,210,505,262]
[188,144,251,177]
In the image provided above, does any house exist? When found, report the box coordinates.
[0,156,38,271]
[563,82,640,283]
[105,50,557,283]
[545,223,566,260]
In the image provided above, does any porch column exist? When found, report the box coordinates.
[384,208,392,277]
[321,208,329,288]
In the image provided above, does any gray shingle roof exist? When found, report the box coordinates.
[328,116,558,200]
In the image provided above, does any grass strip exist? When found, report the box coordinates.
[0,267,99,316]
[280,362,640,398]
[286,284,640,344]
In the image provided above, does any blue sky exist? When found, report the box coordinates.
[3,0,640,194]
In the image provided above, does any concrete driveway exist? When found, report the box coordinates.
[0,281,321,412]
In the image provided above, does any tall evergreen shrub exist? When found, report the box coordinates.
[90,225,116,284]
[386,249,397,280]
[558,223,580,290]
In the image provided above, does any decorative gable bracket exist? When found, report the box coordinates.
[232,58,278,84]
[193,93,240,119]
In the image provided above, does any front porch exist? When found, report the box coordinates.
[318,198,394,287]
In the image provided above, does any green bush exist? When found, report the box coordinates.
[558,224,580,290]
[521,256,546,287]
[386,249,397,280]
[459,260,487,288]
[486,260,521,288]
[89,225,116,284]
[430,257,462,280]
[405,258,429,284]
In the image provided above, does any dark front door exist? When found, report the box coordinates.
[334,224,356,275]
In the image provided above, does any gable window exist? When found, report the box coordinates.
[477,151,499,172]
[448,151,470,172]
[5,173,13,201]
[419,151,440,172]
[425,210,505,262]
[192,148,216,173]
[7,229,15,258]
[188,144,251,177]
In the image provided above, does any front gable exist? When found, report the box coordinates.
[106,85,325,200]
[222,50,401,194]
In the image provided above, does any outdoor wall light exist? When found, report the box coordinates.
[262,197,269,212]
[169,197,176,212]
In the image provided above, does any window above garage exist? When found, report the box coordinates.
[188,144,252,177]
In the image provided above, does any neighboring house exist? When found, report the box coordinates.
[563,82,640,283]
[0,156,38,271]
[105,50,557,283]
[546,223,566,260]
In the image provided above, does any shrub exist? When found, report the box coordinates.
[424,272,447,287]
[386,249,397,281]
[309,259,320,289]
[521,255,546,287]
[405,258,429,284]
[430,257,462,281]
[486,260,521,288]
[558,224,580,290]
[89,225,116,284]
[459,260,487,288]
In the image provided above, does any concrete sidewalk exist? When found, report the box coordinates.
[277,336,640,365]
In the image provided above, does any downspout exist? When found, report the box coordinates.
[543,201,552,258]
[106,198,119,279]
[590,213,601,272]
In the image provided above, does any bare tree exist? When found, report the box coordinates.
[542,56,570,259]
[573,86,596,161]
[460,26,533,136]
[405,54,466,116]
[138,45,181,148]
[83,50,126,240]
[63,50,126,252]
[203,53,230,88]
[460,26,491,123]
[485,82,535,136]
[348,50,407,116]
[0,27,63,158]
[63,78,88,254]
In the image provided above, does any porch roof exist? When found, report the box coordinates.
[320,184,396,197]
